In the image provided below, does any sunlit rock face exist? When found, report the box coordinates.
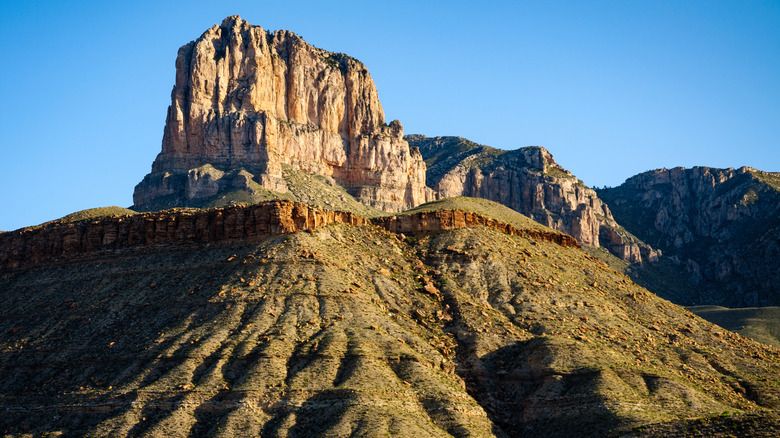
[134,16,433,212]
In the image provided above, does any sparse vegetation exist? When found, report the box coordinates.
[400,196,550,231]
[59,206,138,222]
[689,305,780,348]
[751,170,780,191]
[280,165,384,217]
[544,166,571,179]
[3,200,780,436]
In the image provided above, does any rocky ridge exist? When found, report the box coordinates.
[598,166,780,306]
[134,16,433,212]
[0,199,577,270]
[408,135,658,262]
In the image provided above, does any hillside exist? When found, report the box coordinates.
[59,206,138,222]
[135,165,383,218]
[2,199,780,436]
[689,306,780,348]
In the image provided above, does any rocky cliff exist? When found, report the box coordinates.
[598,167,780,306]
[134,16,432,212]
[408,135,657,262]
[0,199,577,270]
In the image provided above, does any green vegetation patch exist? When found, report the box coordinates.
[199,187,290,209]
[544,166,571,179]
[280,165,384,217]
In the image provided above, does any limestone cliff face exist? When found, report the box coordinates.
[134,16,432,212]
[599,167,780,306]
[0,200,577,270]
[408,135,657,262]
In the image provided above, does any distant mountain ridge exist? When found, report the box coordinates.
[407,135,658,262]
[599,166,780,306]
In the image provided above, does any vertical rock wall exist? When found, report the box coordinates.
[134,16,432,211]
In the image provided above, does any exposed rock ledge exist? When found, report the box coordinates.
[0,200,578,270]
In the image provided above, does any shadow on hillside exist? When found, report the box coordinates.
[461,338,623,438]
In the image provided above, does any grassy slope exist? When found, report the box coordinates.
[584,247,700,305]
[689,306,780,348]
[750,170,780,191]
[9,206,140,233]
[59,206,138,222]
[2,202,780,436]
[581,247,780,348]
[400,196,550,232]
[280,166,383,217]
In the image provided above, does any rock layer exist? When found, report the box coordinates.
[409,135,657,262]
[134,16,432,212]
[598,167,780,306]
[0,200,577,270]
[0,201,365,270]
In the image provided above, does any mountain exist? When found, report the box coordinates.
[6,16,780,436]
[3,198,780,437]
[408,135,659,263]
[598,166,780,307]
[133,16,433,213]
[131,16,663,270]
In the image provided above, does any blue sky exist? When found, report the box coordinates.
[1,0,778,230]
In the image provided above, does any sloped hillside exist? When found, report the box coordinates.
[134,165,384,218]
[1,199,780,437]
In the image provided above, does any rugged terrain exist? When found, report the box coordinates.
[4,14,780,438]
[131,15,665,269]
[2,198,780,437]
[598,167,780,307]
[408,135,658,262]
[134,16,432,213]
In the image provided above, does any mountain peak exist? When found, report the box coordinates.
[134,17,433,213]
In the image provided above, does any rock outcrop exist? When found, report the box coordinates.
[408,135,658,262]
[598,167,780,306]
[134,16,432,212]
[0,201,366,270]
[0,200,578,270]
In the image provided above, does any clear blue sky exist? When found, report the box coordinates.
[1,0,778,231]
